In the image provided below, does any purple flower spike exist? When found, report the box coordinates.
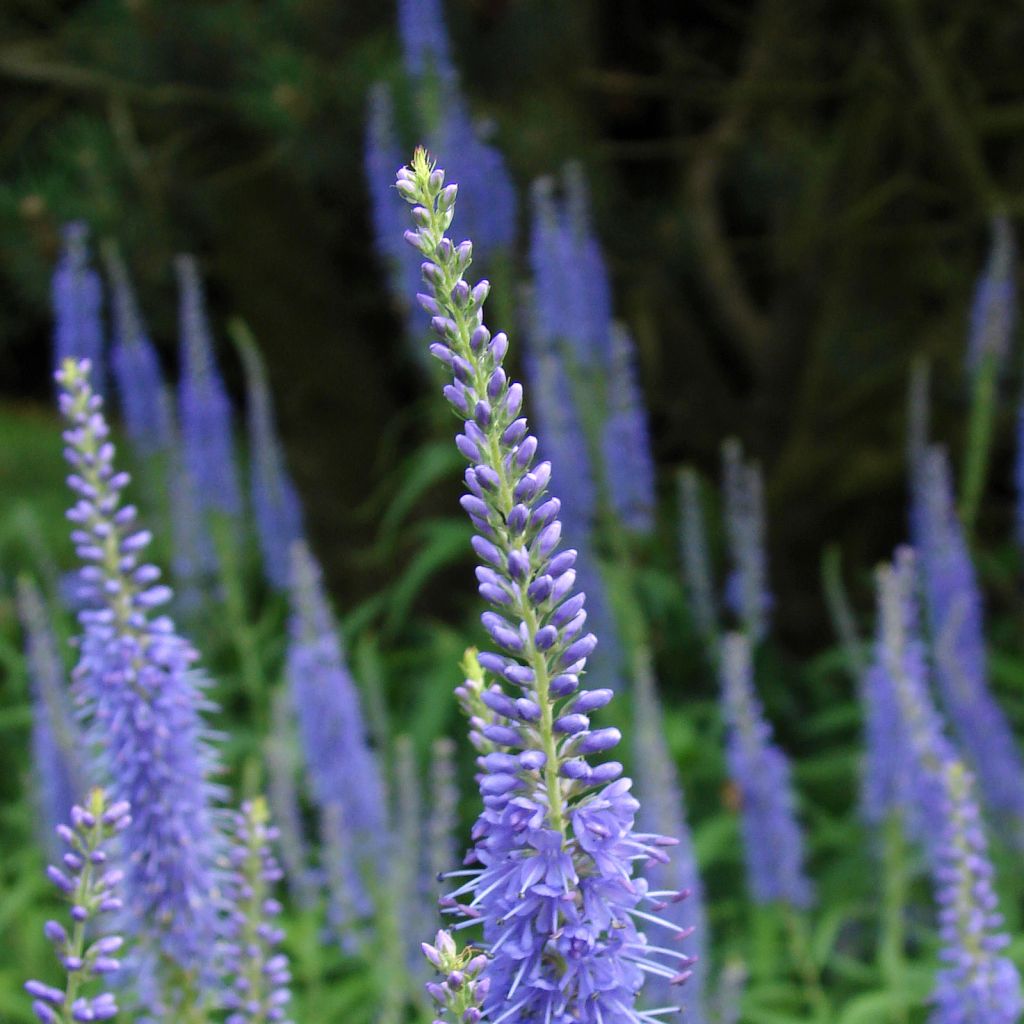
[966,214,1016,379]
[176,254,242,518]
[399,150,692,1023]
[16,577,85,857]
[25,789,128,1024]
[398,0,456,84]
[220,798,294,1024]
[56,359,224,981]
[912,447,1024,845]
[236,329,304,590]
[722,440,772,644]
[678,467,719,649]
[720,632,813,909]
[52,222,105,396]
[103,244,173,456]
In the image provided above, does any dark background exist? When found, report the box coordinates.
[2,0,1023,650]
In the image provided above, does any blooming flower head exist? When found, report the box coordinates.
[722,440,772,644]
[25,788,130,1024]
[103,243,173,456]
[720,631,813,909]
[57,358,224,980]
[176,254,242,518]
[965,214,1016,378]
[235,327,304,590]
[220,798,293,1024]
[52,222,105,396]
[912,446,1024,843]
[398,149,693,1022]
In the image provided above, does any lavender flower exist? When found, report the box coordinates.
[422,929,489,1024]
[399,150,693,1022]
[57,358,224,978]
[17,577,84,854]
[425,736,460,925]
[221,798,293,1024]
[930,760,1022,1024]
[397,0,455,84]
[52,223,104,395]
[678,468,719,649]
[176,254,242,518]
[632,651,707,1021]
[722,440,771,644]
[602,325,657,533]
[286,543,386,914]
[168,427,218,604]
[965,215,1016,378]
[912,446,1024,841]
[720,631,813,908]
[235,328,304,590]
[25,788,129,1024]
[103,244,173,455]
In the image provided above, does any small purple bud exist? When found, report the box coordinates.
[578,727,622,754]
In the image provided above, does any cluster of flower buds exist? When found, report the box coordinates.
[25,788,129,1024]
[422,931,488,1024]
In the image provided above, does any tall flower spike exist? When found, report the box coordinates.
[57,358,224,979]
[176,254,242,518]
[965,214,1016,378]
[602,324,657,533]
[677,468,719,650]
[25,788,130,1024]
[720,631,813,908]
[912,446,1024,843]
[632,651,707,1021]
[873,553,1022,1020]
[17,577,85,855]
[103,243,173,456]
[235,326,304,590]
[53,223,105,395]
[221,798,294,1024]
[398,150,692,1023]
[722,440,771,644]
[286,543,386,916]
[425,736,460,929]
[397,0,455,84]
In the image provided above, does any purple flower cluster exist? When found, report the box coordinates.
[104,245,173,456]
[720,631,813,909]
[17,577,84,854]
[176,254,242,518]
[912,446,1024,842]
[52,223,105,396]
[397,0,455,84]
[965,214,1016,378]
[632,653,707,1020]
[286,543,386,920]
[399,150,692,1022]
[221,798,293,1024]
[722,440,772,644]
[57,358,224,978]
[25,789,130,1024]
[237,331,304,590]
[677,467,718,649]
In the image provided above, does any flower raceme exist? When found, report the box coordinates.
[397,149,693,1023]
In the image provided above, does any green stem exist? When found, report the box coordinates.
[959,350,999,534]
[782,904,831,1023]
[878,812,909,1024]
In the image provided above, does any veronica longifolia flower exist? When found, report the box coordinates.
[965,214,1016,379]
[17,578,84,855]
[720,631,812,909]
[397,0,456,84]
[221,798,293,1024]
[53,222,105,395]
[25,788,130,1024]
[58,359,224,977]
[912,446,1024,843]
[677,468,718,650]
[236,331,304,590]
[103,245,173,456]
[176,254,242,518]
[399,150,693,1023]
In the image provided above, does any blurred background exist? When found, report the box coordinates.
[3,0,1023,648]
